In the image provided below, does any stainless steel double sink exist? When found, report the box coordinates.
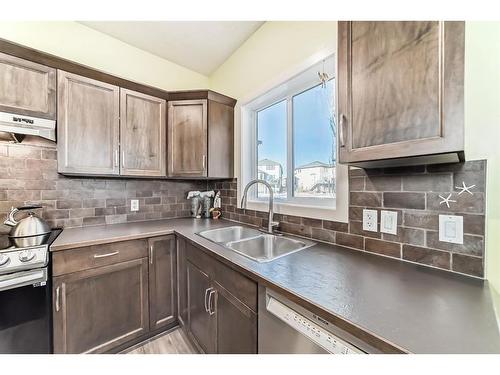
[197,226,315,263]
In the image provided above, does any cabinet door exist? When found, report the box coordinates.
[53,258,149,354]
[0,52,56,120]
[213,282,257,354]
[187,260,215,353]
[168,99,207,177]
[208,100,234,178]
[338,21,464,164]
[120,89,166,176]
[177,238,188,327]
[148,235,177,331]
[57,70,120,175]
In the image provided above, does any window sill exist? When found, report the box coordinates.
[245,199,348,223]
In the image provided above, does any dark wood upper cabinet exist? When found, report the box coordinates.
[120,89,166,177]
[57,70,120,175]
[52,258,149,354]
[168,99,208,177]
[168,95,235,178]
[338,21,465,167]
[148,235,177,332]
[0,51,56,120]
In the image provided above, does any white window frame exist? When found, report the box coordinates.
[240,54,349,223]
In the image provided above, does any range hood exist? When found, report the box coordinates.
[0,111,56,142]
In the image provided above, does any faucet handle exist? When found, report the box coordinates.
[270,221,280,228]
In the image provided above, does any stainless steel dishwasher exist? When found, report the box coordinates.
[258,287,373,354]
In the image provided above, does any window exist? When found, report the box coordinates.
[249,57,336,207]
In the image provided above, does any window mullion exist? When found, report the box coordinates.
[286,96,293,201]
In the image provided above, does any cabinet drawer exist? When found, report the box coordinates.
[52,239,148,276]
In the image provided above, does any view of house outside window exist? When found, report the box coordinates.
[255,78,335,202]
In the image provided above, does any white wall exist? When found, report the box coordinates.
[0,21,209,90]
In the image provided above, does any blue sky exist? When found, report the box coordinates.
[257,80,335,171]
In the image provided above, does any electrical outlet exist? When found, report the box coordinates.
[380,210,398,235]
[130,199,139,212]
[439,215,463,244]
[363,209,378,232]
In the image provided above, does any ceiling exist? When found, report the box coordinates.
[79,21,264,76]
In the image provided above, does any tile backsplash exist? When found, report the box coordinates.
[212,160,486,278]
[0,141,207,247]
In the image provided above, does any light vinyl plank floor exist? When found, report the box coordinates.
[126,328,198,354]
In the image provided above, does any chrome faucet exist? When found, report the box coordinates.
[240,179,279,234]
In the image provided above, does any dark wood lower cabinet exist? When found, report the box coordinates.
[180,239,257,354]
[214,282,257,354]
[148,235,177,331]
[187,260,216,353]
[52,258,149,354]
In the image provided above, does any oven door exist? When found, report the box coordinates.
[0,268,52,354]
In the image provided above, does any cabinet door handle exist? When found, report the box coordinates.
[122,151,125,168]
[55,286,60,312]
[93,251,119,258]
[204,288,211,312]
[149,245,154,264]
[208,289,217,316]
[114,149,119,167]
[202,155,207,170]
[339,113,346,147]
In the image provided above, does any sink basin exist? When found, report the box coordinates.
[198,226,262,243]
[226,234,315,263]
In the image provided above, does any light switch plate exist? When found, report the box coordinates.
[439,215,463,244]
[380,210,398,235]
[130,199,139,212]
[363,209,378,232]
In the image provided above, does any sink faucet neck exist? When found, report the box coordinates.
[240,179,277,234]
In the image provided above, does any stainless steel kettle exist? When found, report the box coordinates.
[4,205,51,247]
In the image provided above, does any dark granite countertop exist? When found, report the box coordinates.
[51,218,500,354]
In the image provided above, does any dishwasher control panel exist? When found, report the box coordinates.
[267,296,364,354]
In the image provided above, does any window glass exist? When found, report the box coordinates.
[256,100,287,199]
[292,80,336,199]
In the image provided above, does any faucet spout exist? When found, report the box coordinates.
[240,179,278,234]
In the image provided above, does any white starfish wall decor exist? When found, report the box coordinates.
[455,181,475,195]
[438,193,457,208]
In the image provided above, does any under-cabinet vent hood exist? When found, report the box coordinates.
[0,111,56,142]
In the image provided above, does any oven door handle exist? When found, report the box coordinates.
[0,268,47,292]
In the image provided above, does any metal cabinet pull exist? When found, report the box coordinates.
[204,288,211,312]
[55,286,60,312]
[202,155,207,170]
[339,113,346,147]
[114,149,119,167]
[122,151,125,168]
[208,289,217,315]
[93,251,119,258]
[149,245,154,264]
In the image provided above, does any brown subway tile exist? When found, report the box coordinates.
[302,217,323,228]
[69,208,95,218]
[83,216,106,226]
[145,197,161,205]
[383,165,426,174]
[452,254,484,277]
[348,207,364,221]
[350,192,382,207]
[8,145,42,159]
[279,222,312,238]
[41,149,57,160]
[106,198,127,207]
[426,192,484,213]
[365,238,401,258]
[95,207,115,216]
[310,228,336,243]
[402,174,452,192]
[453,171,485,192]
[82,199,105,208]
[56,200,82,209]
[323,220,349,232]
[404,211,439,230]
[382,227,425,246]
[349,177,365,191]
[426,231,483,256]
[461,214,485,236]
[402,245,450,270]
[336,232,364,250]
[365,176,402,192]
[383,192,425,210]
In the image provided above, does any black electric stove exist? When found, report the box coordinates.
[0,229,62,354]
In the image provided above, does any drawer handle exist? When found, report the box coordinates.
[149,245,154,264]
[339,113,346,148]
[204,288,211,312]
[93,251,119,259]
[208,289,217,316]
[55,286,60,312]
